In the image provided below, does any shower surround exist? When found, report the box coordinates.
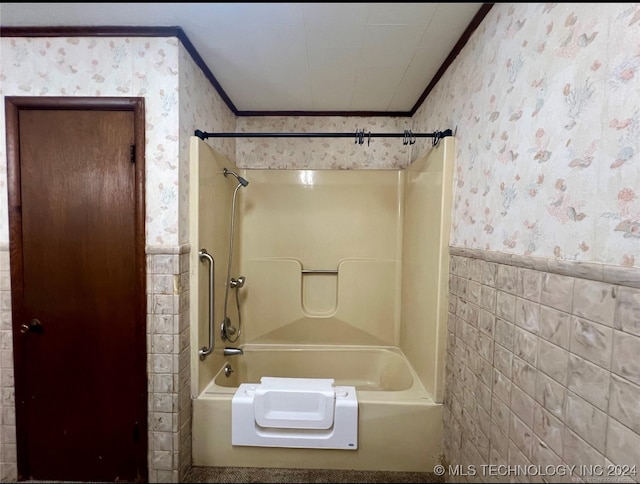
[189,136,455,471]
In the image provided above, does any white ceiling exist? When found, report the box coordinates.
[0,2,486,113]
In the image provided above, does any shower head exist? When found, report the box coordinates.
[223,168,249,187]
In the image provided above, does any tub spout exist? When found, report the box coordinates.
[223,347,243,356]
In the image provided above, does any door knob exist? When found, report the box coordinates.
[20,319,43,334]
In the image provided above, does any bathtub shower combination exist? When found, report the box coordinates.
[189,136,455,472]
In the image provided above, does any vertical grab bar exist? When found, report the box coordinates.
[198,249,215,361]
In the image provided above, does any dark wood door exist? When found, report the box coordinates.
[5,98,147,482]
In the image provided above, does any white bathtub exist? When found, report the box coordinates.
[192,345,443,472]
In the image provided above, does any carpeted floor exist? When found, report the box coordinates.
[182,466,446,483]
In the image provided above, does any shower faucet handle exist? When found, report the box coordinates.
[230,276,245,288]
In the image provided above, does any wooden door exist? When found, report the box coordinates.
[5,97,147,482]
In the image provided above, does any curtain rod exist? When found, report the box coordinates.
[194,128,452,146]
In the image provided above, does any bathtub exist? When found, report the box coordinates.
[192,344,443,472]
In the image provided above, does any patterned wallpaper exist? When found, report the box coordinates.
[412,3,640,269]
[0,37,235,248]
[1,1,639,269]
[178,43,236,244]
[233,4,639,268]
[235,116,412,169]
[0,36,183,246]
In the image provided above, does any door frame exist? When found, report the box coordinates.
[4,96,147,480]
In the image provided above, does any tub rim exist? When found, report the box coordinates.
[200,343,434,403]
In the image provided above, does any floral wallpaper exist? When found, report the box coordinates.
[412,3,640,268]
[1,2,639,268]
[178,43,236,244]
[233,4,638,268]
[0,36,183,246]
[235,115,412,169]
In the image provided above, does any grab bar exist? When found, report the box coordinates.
[301,269,339,274]
[198,248,215,361]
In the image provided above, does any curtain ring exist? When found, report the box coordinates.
[432,131,440,147]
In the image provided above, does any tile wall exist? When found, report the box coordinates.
[146,246,192,483]
[0,246,14,482]
[444,248,640,483]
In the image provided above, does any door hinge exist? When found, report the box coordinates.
[130,145,136,163]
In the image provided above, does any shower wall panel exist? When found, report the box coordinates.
[192,138,455,402]
[400,137,455,403]
[189,138,238,395]
[238,169,403,346]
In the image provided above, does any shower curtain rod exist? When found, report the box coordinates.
[194,128,452,146]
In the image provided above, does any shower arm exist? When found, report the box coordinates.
[223,168,249,187]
